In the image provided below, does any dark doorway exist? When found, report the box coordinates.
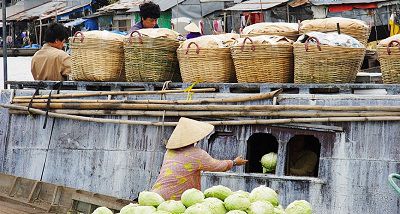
[286,135,320,177]
[246,133,278,173]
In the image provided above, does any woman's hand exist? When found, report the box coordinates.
[233,156,248,166]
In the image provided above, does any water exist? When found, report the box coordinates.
[0,57,33,88]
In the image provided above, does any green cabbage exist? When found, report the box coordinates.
[138,191,165,207]
[232,190,250,198]
[226,211,247,214]
[204,185,233,201]
[274,205,285,214]
[154,211,172,214]
[181,188,205,207]
[261,153,277,173]
[132,206,157,213]
[247,201,274,214]
[202,197,227,214]
[184,203,212,214]
[157,200,186,213]
[224,194,251,211]
[249,185,279,206]
[119,203,138,214]
[92,207,113,214]
[285,200,312,214]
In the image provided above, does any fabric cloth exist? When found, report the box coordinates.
[152,146,233,200]
[328,3,377,13]
[186,32,202,39]
[389,13,400,36]
[289,150,318,176]
[130,21,159,32]
[31,44,71,81]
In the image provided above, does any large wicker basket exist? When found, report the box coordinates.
[294,37,366,83]
[231,37,294,83]
[377,40,400,84]
[124,31,180,82]
[177,41,235,83]
[70,31,124,81]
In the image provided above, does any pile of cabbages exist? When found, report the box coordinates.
[92,185,312,214]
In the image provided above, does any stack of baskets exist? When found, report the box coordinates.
[293,35,366,83]
[69,31,125,81]
[123,29,181,82]
[377,35,400,84]
[231,36,294,83]
[177,35,237,83]
[299,17,370,46]
[241,22,299,41]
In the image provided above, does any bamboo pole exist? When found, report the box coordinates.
[13,88,217,100]
[9,109,400,118]
[2,104,400,126]
[12,89,282,105]
[15,103,400,112]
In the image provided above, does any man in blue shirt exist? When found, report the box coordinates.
[130,1,160,32]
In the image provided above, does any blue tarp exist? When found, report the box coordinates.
[84,19,99,31]
[64,18,87,27]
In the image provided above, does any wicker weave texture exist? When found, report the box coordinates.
[293,41,365,84]
[70,37,124,82]
[377,45,400,84]
[177,46,236,83]
[124,35,180,82]
[231,43,294,83]
[240,32,298,42]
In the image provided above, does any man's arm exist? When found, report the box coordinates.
[60,53,71,78]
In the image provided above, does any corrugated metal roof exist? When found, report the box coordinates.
[40,3,91,20]
[310,0,388,5]
[7,1,66,21]
[99,0,186,12]
[225,0,289,11]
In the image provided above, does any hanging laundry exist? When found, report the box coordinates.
[389,13,400,36]
[198,20,204,35]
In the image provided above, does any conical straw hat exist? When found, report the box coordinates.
[184,22,201,33]
[166,117,214,149]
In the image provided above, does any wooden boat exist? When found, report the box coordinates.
[1,81,400,213]
[0,48,39,57]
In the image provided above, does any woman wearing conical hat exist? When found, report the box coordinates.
[151,117,248,200]
[185,22,202,39]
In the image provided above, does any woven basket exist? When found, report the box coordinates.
[124,31,180,82]
[294,36,366,84]
[177,41,235,83]
[231,37,294,83]
[70,31,124,81]
[377,40,400,84]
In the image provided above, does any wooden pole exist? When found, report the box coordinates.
[2,104,400,126]
[13,88,217,100]
[12,89,282,105]
[15,103,400,112]
[9,109,400,118]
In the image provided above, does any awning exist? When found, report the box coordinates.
[7,1,66,21]
[225,0,289,11]
[310,0,388,6]
[64,18,87,27]
[99,0,186,12]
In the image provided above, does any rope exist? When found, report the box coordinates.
[160,81,171,145]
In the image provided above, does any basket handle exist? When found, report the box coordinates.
[185,41,200,54]
[387,40,400,55]
[241,37,256,51]
[305,36,322,52]
[129,30,143,44]
[388,173,400,195]
[72,31,84,43]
